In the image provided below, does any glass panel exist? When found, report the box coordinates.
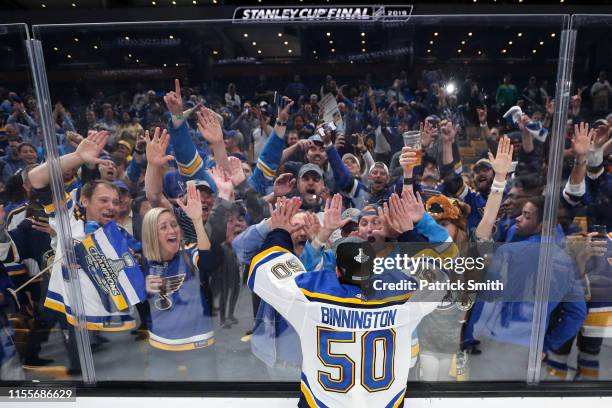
[540,14,612,383]
[29,14,569,388]
[0,24,83,383]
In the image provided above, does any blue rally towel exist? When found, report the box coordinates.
[74,221,146,312]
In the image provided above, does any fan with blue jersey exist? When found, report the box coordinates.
[73,220,146,312]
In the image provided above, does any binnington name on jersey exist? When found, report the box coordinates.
[320,306,397,330]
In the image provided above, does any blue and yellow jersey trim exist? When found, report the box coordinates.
[299,288,414,309]
[4,262,27,277]
[257,159,276,180]
[176,151,204,177]
[148,336,215,351]
[44,292,136,332]
[299,373,406,408]
[247,246,290,289]
[295,269,416,309]
[6,205,26,224]
[300,374,330,408]
[43,192,72,215]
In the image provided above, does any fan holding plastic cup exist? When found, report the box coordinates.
[402,130,422,166]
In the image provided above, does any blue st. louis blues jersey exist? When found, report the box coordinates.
[146,245,215,351]
[248,243,439,408]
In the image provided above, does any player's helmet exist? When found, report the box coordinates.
[333,237,376,285]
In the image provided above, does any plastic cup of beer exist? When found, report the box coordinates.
[402,131,422,166]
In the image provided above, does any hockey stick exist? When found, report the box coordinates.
[7,257,64,310]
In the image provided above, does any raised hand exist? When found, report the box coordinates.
[399,146,419,172]
[439,119,456,145]
[209,165,233,199]
[65,131,84,149]
[572,122,593,158]
[273,173,296,197]
[227,156,246,187]
[296,139,312,152]
[420,121,435,148]
[322,194,350,233]
[75,130,111,166]
[302,211,321,242]
[570,93,582,110]
[163,78,183,117]
[402,189,425,224]
[518,114,530,132]
[176,181,203,222]
[593,123,610,148]
[383,193,414,234]
[277,96,295,124]
[488,135,514,178]
[196,108,223,145]
[145,127,174,167]
[269,197,302,232]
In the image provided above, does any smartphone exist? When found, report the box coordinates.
[274,91,287,110]
[592,225,608,242]
[25,205,49,223]
[317,121,337,137]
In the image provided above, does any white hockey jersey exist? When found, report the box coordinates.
[248,245,439,408]
[42,192,141,331]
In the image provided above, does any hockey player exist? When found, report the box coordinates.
[248,196,446,408]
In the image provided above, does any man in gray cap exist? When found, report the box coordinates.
[306,134,327,169]
[297,163,326,211]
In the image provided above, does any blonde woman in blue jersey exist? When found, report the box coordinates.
[142,181,218,380]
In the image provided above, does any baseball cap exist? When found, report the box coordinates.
[359,204,380,221]
[298,163,324,179]
[473,158,493,172]
[192,179,214,193]
[308,134,324,145]
[507,130,522,142]
[593,118,608,128]
[342,153,360,165]
[341,208,361,224]
[112,180,129,192]
[116,140,132,151]
[223,129,238,139]
[163,170,186,199]
[332,236,376,284]
[99,154,119,165]
[369,162,389,175]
